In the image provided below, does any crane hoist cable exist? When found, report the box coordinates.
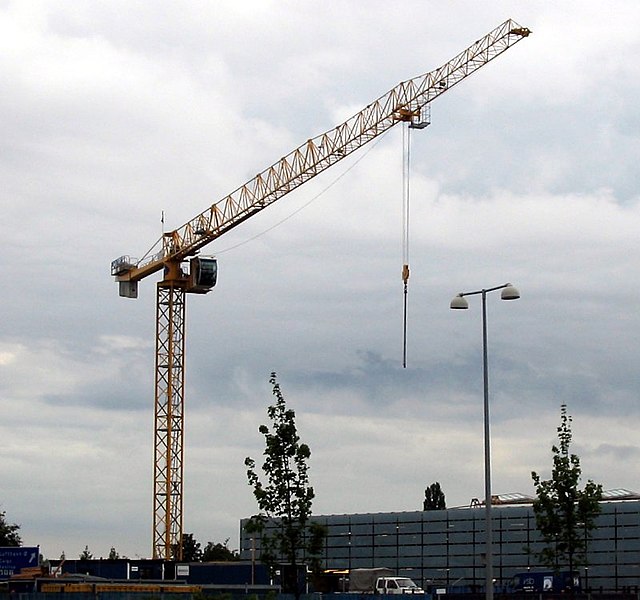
[402,122,411,368]
[401,103,431,368]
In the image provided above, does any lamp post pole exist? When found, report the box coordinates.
[481,288,493,600]
[450,283,520,600]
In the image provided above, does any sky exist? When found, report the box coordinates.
[1,0,639,561]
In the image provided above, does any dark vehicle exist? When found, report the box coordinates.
[508,571,580,593]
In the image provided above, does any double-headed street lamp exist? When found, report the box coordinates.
[450,283,520,600]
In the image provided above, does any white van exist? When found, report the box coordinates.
[375,576,424,594]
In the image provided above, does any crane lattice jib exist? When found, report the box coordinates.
[115,19,529,283]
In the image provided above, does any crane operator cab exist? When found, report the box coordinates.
[188,257,217,294]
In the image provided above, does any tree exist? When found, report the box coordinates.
[0,510,21,546]
[79,546,93,560]
[202,538,239,561]
[531,404,603,580]
[108,547,120,560]
[245,372,326,600]
[177,533,203,562]
[423,482,446,510]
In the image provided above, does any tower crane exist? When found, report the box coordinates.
[111,19,530,560]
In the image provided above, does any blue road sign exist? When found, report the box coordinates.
[0,547,39,580]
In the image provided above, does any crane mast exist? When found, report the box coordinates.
[111,19,529,560]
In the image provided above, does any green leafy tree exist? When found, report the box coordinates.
[0,510,21,546]
[531,404,603,580]
[79,546,93,560]
[177,533,203,562]
[423,482,446,510]
[202,538,239,561]
[245,373,326,600]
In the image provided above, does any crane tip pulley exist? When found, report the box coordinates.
[509,26,531,37]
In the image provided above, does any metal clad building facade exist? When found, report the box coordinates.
[240,496,640,593]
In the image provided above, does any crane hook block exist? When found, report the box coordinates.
[188,257,218,294]
[402,264,410,284]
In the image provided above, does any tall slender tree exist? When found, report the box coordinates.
[531,404,602,581]
[245,373,325,599]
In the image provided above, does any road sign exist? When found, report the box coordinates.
[0,547,39,580]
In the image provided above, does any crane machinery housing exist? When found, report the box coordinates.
[111,19,530,561]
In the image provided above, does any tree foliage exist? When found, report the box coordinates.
[168,534,239,562]
[531,404,603,575]
[423,482,446,510]
[245,373,326,598]
[177,533,202,562]
[202,538,239,561]
[0,510,21,546]
[79,546,93,560]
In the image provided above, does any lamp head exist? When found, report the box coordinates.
[501,283,520,300]
[450,294,469,310]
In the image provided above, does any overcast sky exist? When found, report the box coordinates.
[2,0,639,560]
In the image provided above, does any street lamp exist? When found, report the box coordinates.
[450,283,520,600]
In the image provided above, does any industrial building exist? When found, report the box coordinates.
[240,490,640,593]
